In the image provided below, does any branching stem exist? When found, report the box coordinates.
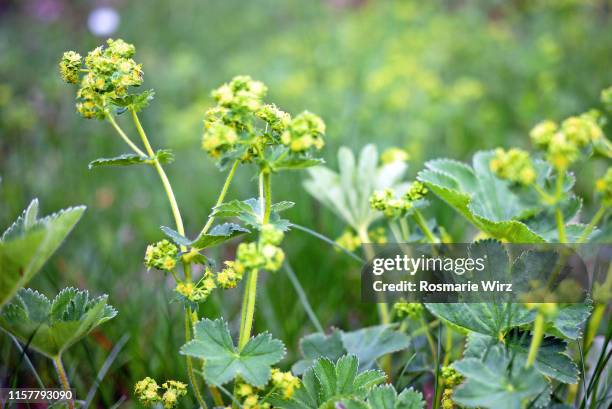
[199,160,240,238]
[526,312,545,367]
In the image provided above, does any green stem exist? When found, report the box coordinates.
[128,109,207,409]
[106,114,147,157]
[413,210,438,243]
[399,218,410,241]
[578,206,607,244]
[555,208,567,244]
[53,355,74,409]
[185,309,207,409]
[420,314,437,361]
[238,269,259,349]
[526,312,545,367]
[199,160,240,237]
[585,303,606,352]
[130,110,185,245]
[237,170,272,349]
[358,227,390,325]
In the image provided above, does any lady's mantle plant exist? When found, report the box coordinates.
[56,38,611,409]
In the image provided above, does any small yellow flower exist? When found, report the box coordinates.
[381,147,410,164]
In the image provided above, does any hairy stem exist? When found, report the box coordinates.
[578,206,607,244]
[199,160,240,238]
[413,210,438,243]
[526,312,545,367]
[53,355,74,409]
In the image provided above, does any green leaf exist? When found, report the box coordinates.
[465,332,579,384]
[179,318,285,387]
[417,152,547,243]
[212,198,291,231]
[271,156,325,172]
[112,89,155,112]
[88,149,173,169]
[0,288,117,358]
[89,153,150,169]
[453,345,550,409]
[0,201,85,308]
[545,303,592,340]
[292,330,346,374]
[272,355,386,409]
[304,145,409,231]
[340,325,410,370]
[425,303,535,338]
[190,223,250,249]
[345,385,425,409]
[161,223,249,249]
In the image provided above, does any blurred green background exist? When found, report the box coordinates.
[1,0,611,407]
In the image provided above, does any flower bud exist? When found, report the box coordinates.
[59,51,82,84]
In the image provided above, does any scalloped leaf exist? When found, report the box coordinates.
[212,198,291,231]
[343,385,425,409]
[304,144,409,231]
[0,201,85,307]
[0,288,116,357]
[425,303,535,339]
[180,318,285,387]
[340,325,410,370]
[88,149,173,169]
[453,345,550,409]
[545,302,592,340]
[292,330,346,375]
[271,355,387,409]
[161,222,249,250]
[417,152,548,243]
[465,332,579,384]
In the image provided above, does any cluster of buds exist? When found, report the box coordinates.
[370,182,428,219]
[215,260,245,289]
[381,147,410,164]
[393,302,424,319]
[134,377,187,409]
[440,367,463,409]
[234,224,285,273]
[530,111,605,171]
[596,167,612,207]
[489,148,536,185]
[175,271,216,303]
[144,240,178,271]
[202,76,325,163]
[271,368,301,399]
[280,111,326,152]
[335,229,361,252]
[59,39,144,119]
[236,383,271,409]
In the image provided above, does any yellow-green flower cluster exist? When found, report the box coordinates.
[530,112,605,171]
[405,181,428,202]
[370,188,412,218]
[144,239,178,271]
[257,104,291,133]
[335,229,361,252]
[134,377,187,409]
[60,39,144,119]
[201,122,238,158]
[280,111,326,152]
[59,51,82,84]
[440,366,463,409]
[271,368,301,399]
[175,271,216,302]
[201,76,325,163]
[368,227,388,244]
[212,75,267,113]
[215,260,245,289]
[393,302,423,319]
[595,167,612,207]
[236,241,285,273]
[381,147,410,164]
[236,383,270,409]
[489,148,536,185]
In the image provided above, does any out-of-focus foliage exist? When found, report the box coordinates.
[1,0,611,407]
